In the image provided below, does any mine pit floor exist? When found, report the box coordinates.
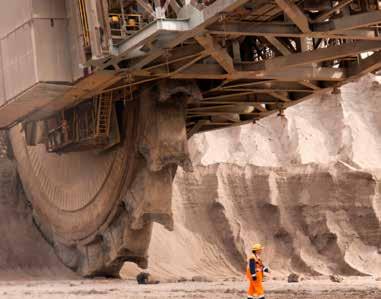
[0,277,379,298]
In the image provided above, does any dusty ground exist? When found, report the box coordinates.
[0,277,379,299]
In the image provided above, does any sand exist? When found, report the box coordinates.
[0,277,379,298]
[122,75,381,281]
[0,156,75,280]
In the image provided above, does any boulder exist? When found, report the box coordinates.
[136,272,160,285]
[288,273,300,283]
[329,274,343,283]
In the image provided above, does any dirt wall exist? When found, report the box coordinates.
[125,75,381,280]
[0,132,75,280]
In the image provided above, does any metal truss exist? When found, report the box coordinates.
[48,0,381,136]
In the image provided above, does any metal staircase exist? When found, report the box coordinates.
[96,92,113,139]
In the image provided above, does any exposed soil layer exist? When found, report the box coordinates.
[0,152,75,280]
[123,75,381,280]
[130,162,381,280]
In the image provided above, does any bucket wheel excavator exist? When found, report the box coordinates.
[1,0,381,277]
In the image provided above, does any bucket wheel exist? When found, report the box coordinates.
[8,81,198,277]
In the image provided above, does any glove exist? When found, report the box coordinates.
[251,274,257,281]
[263,267,269,273]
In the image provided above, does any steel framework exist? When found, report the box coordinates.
[11,0,381,137]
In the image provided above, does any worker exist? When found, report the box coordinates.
[246,243,269,299]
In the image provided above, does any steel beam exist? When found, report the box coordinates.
[167,64,346,81]
[207,22,380,40]
[347,51,381,78]
[195,34,234,73]
[127,0,251,69]
[135,0,155,16]
[313,0,354,23]
[265,40,381,72]
[274,0,310,33]
[265,36,292,56]
[326,10,381,31]
[116,19,191,57]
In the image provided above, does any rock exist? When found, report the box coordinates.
[330,275,343,283]
[177,277,188,283]
[288,273,300,283]
[191,275,211,282]
[136,272,160,285]
[136,272,149,284]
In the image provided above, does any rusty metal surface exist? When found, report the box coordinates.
[0,83,70,128]
[1,0,381,133]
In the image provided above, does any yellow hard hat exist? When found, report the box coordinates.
[111,15,120,23]
[127,18,136,27]
[252,243,264,252]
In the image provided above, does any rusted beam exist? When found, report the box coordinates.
[187,111,263,117]
[221,81,310,91]
[135,0,155,16]
[268,92,292,102]
[207,22,380,40]
[264,37,320,90]
[171,52,210,75]
[201,92,288,104]
[137,0,250,67]
[313,0,354,23]
[194,34,235,73]
[315,10,381,32]
[274,0,311,33]
[299,80,320,90]
[265,36,292,56]
[188,104,246,111]
[168,64,346,81]
[162,0,181,15]
[265,40,381,72]
[170,66,227,79]
[347,51,381,78]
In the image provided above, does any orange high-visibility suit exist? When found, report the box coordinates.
[246,254,267,299]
